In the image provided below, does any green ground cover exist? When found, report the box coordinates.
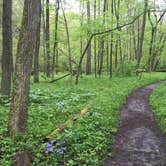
[151,82,166,136]
[0,72,166,165]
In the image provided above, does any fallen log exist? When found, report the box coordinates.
[47,108,89,139]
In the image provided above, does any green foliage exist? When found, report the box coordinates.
[150,83,166,134]
[0,73,165,165]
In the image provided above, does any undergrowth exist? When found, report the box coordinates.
[150,82,166,135]
[0,72,166,165]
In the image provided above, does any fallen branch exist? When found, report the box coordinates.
[47,108,89,139]
[49,73,71,83]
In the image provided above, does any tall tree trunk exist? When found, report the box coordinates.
[80,0,84,75]
[94,0,97,78]
[110,0,114,79]
[98,0,107,76]
[8,0,41,136]
[86,0,91,75]
[136,0,148,70]
[41,0,47,75]
[52,0,59,78]
[34,1,41,83]
[114,0,120,70]
[61,0,72,74]
[147,11,165,71]
[1,0,13,96]
[46,0,50,77]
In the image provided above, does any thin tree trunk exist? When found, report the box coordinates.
[1,0,13,96]
[34,2,41,83]
[61,0,72,74]
[86,0,91,75]
[98,0,107,76]
[52,0,59,78]
[94,0,97,78]
[110,0,114,79]
[46,0,50,77]
[41,0,47,75]
[136,0,148,70]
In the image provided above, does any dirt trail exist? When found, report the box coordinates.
[104,83,166,166]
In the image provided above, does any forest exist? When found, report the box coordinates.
[0,0,166,165]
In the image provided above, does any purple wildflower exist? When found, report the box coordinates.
[45,140,56,154]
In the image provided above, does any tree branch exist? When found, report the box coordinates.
[75,11,145,84]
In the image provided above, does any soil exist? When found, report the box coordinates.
[104,83,166,166]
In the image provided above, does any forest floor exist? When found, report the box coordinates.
[1,73,166,165]
[104,82,166,166]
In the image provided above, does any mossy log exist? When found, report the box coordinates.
[47,108,89,139]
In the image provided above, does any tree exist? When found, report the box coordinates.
[1,0,13,96]
[46,0,50,77]
[8,0,41,136]
[86,0,91,75]
[147,10,166,71]
[52,0,59,78]
[98,0,107,76]
[61,0,72,74]
[136,0,148,70]
[109,0,114,78]
[34,1,41,83]
[94,0,97,77]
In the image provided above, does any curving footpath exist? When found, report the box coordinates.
[104,83,166,166]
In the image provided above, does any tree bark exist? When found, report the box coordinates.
[8,0,41,136]
[41,0,47,75]
[46,0,50,77]
[1,0,13,96]
[98,0,107,76]
[94,0,97,78]
[136,0,148,70]
[61,0,72,74]
[34,1,41,83]
[86,0,91,75]
[52,0,59,78]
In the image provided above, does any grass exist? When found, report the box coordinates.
[0,72,166,165]
[150,82,166,135]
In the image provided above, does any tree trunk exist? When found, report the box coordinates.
[98,0,107,76]
[61,0,72,74]
[52,0,59,78]
[94,0,97,78]
[46,0,50,77]
[86,0,91,75]
[110,0,114,79]
[34,1,41,83]
[8,0,41,136]
[41,0,47,75]
[1,0,13,96]
[136,0,148,69]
